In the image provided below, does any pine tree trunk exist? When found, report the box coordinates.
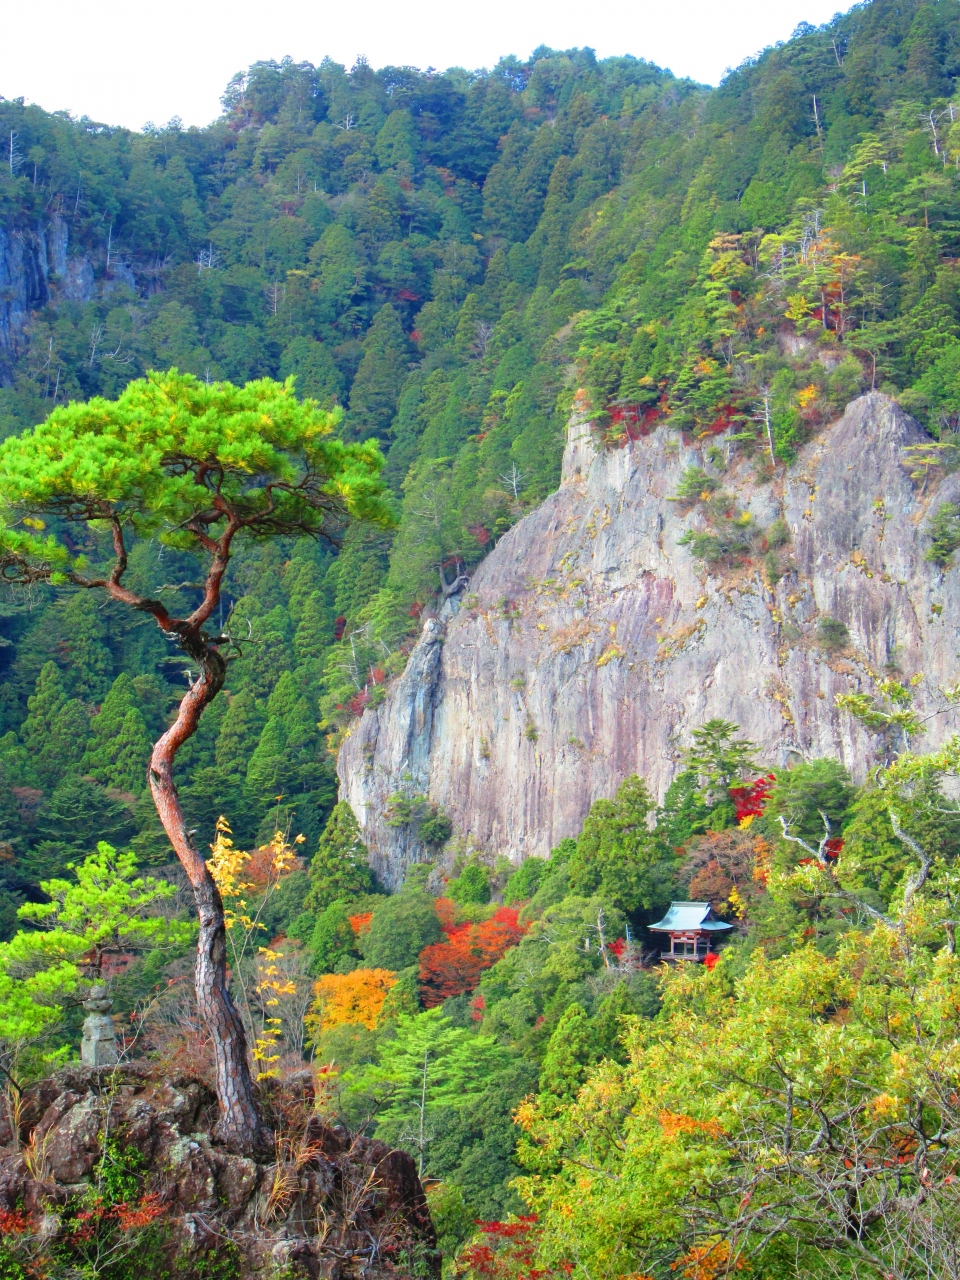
[192,873,267,1152]
[148,654,270,1155]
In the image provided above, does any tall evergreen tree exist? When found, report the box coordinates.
[293,592,332,668]
[21,662,66,749]
[233,604,294,700]
[279,337,345,408]
[131,673,169,738]
[245,717,287,811]
[538,1004,598,1104]
[346,304,410,441]
[42,699,91,791]
[306,800,373,911]
[215,691,267,779]
[375,109,418,170]
[102,707,152,794]
[29,776,138,877]
[0,369,392,1152]
[57,593,114,700]
[567,775,672,913]
[81,673,137,777]
[21,663,69,790]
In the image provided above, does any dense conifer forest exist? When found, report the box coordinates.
[4,1,960,1275]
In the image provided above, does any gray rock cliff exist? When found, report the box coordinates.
[339,393,960,887]
[0,220,61,379]
[0,214,119,383]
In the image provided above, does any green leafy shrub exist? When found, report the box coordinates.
[679,522,754,566]
[419,807,453,848]
[449,859,492,905]
[767,518,792,549]
[817,616,850,651]
[360,891,442,970]
[926,502,960,566]
[673,467,719,503]
[504,857,545,904]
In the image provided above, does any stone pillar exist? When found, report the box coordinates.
[80,984,118,1068]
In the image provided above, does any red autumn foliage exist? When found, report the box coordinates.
[349,688,371,716]
[396,288,420,301]
[333,615,347,640]
[825,837,844,860]
[491,906,524,931]
[348,912,373,937]
[607,401,659,442]
[702,402,741,435]
[0,1208,32,1234]
[608,937,626,959]
[409,600,424,618]
[469,524,492,545]
[608,402,639,426]
[433,897,463,935]
[729,774,775,822]
[114,1193,165,1230]
[455,1215,550,1280]
[369,666,386,685]
[419,907,526,1006]
[688,859,734,913]
[63,1193,166,1247]
[471,994,486,1021]
[703,952,720,971]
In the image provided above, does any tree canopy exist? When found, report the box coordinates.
[0,371,392,582]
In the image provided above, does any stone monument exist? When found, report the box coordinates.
[80,983,118,1068]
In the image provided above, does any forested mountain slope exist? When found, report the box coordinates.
[3,0,960,912]
[4,4,960,1276]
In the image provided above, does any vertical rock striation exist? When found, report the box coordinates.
[339,393,960,885]
[0,215,96,383]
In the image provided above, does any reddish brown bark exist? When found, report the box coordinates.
[114,513,269,1154]
[148,647,269,1154]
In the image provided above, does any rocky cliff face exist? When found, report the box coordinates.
[339,393,960,887]
[0,215,107,382]
[0,220,60,379]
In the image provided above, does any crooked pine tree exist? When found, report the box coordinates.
[0,370,393,1153]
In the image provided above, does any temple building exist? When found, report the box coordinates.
[648,901,733,961]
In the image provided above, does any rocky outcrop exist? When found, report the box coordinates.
[0,1064,438,1278]
[0,215,107,382]
[340,393,960,884]
[0,223,54,378]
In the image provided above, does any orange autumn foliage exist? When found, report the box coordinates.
[307,967,397,1035]
[348,911,373,937]
[419,907,526,1007]
[670,1241,745,1280]
[659,1111,725,1141]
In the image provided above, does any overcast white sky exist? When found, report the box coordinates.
[2,0,851,132]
